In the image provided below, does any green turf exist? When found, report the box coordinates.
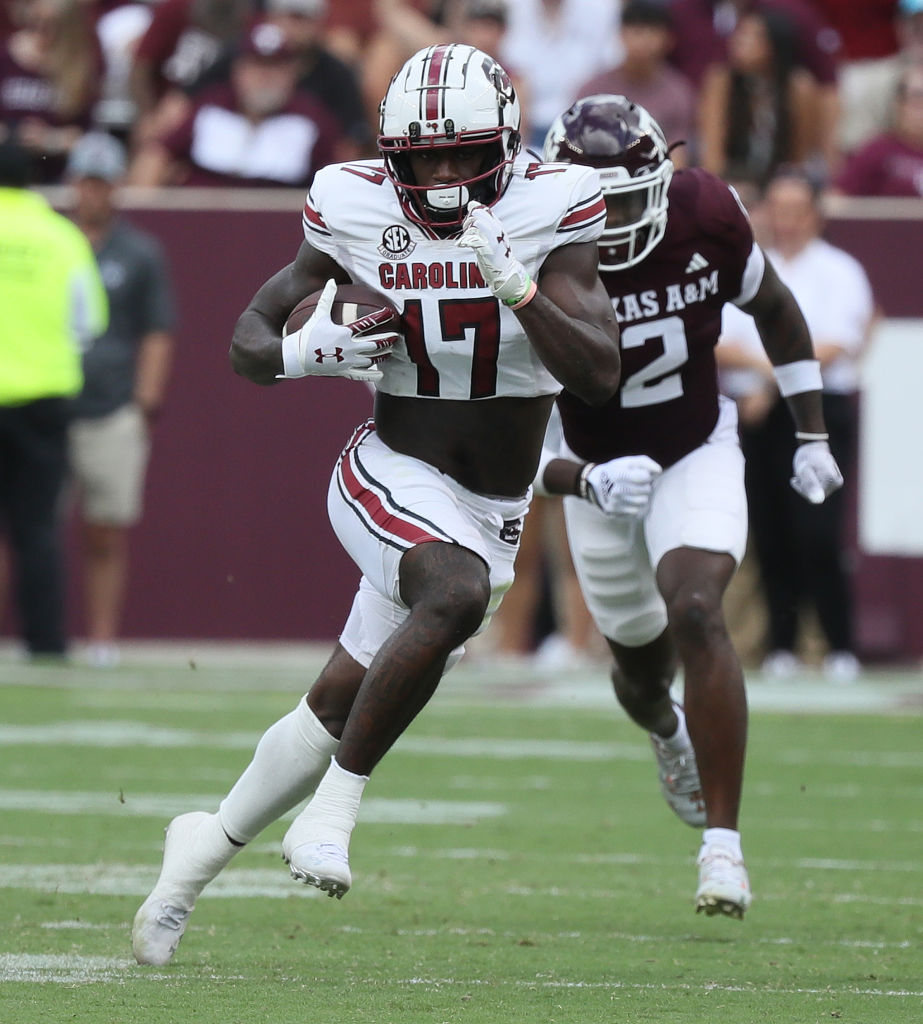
[1,650,921,1023]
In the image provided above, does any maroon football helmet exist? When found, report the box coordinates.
[542,94,673,269]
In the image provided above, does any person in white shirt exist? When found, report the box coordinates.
[718,167,875,682]
[500,0,620,148]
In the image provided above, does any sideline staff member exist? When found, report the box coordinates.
[66,132,176,668]
[0,137,108,658]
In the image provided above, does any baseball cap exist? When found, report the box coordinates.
[66,131,127,182]
[899,0,923,15]
[239,21,298,60]
[264,0,327,17]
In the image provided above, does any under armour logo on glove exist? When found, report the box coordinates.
[278,279,399,383]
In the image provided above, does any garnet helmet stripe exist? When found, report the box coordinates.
[424,44,449,121]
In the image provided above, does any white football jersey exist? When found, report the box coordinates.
[302,153,605,400]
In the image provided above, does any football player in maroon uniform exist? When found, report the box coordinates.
[538,95,843,919]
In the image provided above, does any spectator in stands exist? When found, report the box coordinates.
[455,0,508,56]
[897,0,923,63]
[575,0,696,166]
[667,0,840,179]
[717,168,876,682]
[813,0,901,160]
[365,0,508,65]
[0,0,102,183]
[65,132,176,668]
[128,20,342,187]
[361,1,523,147]
[0,137,108,660]
[500,0,620,149]
[0,2,28,41]
[91,1,157,141]
[835,57,923,196]
[322,0,379,67]
[129,0,253,144]
[697,6,820,190]
[192,0,372,160]
[265,0,370,157]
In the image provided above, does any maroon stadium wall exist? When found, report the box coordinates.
[64,191,374,644]
[823,201,923,663]
[11,190,921,659]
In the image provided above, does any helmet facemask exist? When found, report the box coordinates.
[542,94,673,269]
[378,45,522,231]
[596,160,672,270]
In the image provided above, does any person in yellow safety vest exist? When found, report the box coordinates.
[0,136,108,659]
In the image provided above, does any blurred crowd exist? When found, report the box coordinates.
[2,0,923,196]
[0,1,909,671]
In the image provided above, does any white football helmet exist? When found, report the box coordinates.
[378,43,521,230]
[543,94,673,269]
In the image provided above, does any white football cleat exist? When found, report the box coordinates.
[650,726,706,828]
[694,843,752,919]
[282,818,351,899]
[132,812,238,965]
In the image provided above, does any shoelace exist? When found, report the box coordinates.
[653,740,699,790]
[697,847,743,871]
[668,755,698,789]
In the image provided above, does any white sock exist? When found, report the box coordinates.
[702,827,742,859]
[294,756,369,849]
[658,702,691,753]
[218,699,339,844]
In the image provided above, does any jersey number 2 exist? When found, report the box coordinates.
[619,315,688,408]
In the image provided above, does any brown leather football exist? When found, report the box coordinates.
[284,283,400,335]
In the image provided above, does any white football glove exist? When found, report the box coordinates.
[583,455,663,518]
[458,201,533,306]
[278,279,398,383]
[790,441,844,504]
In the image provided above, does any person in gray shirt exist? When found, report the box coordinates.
[66,132,176,667]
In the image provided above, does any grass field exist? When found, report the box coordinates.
[1,644,921,1024]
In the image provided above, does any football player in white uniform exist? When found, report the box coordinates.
[535,96,843,920]
[132,44,620,965]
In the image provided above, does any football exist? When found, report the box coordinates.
[284,283,400,336]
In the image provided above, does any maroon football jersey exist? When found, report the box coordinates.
[557,168,756,469]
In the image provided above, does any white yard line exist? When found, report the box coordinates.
[0,721,261,749]
[1,641,920,714]
[2,951,919,995]
[0,788,506,824]
[392,976,923,997]
[3,722,921,773]
[0,864,311,898]
[0,953,139,984]
[2,857,918,900]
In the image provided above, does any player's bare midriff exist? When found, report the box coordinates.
[374,391,556,498]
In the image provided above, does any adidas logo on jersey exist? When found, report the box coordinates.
[685,252,709,273]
